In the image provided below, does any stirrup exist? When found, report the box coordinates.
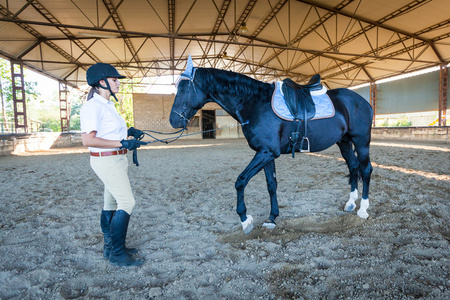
[300,137,310,153]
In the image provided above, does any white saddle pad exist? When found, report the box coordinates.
[271,81,335,121]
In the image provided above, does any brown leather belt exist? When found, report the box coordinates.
[90,149,127,157]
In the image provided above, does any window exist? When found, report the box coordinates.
[216,109,228,116]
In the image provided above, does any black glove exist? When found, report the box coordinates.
[127,127,145,139]
[120,139,146,151]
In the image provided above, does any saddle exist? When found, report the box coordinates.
[281,74,323,156]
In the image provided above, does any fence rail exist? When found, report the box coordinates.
[0,118,53,134]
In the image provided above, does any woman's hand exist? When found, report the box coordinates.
[127,127,145,139]
[120,139,146,150]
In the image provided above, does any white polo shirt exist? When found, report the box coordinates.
[80,93,127,152]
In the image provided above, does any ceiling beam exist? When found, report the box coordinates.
[0,17,439,64]
[285,0,437,76]
[228,0,288,66]
[258,0,354,68]
[0,3,83,81]
[296,0,432,42]
[168,0,175,74]
[102,0,144,76]
[313,20,450,82]
[218,0,258,58]
[200,0,232,66]
[29,0,101,64]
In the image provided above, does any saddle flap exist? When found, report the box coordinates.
[282,79,316,120]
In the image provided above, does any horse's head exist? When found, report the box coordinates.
[169,56,207,129]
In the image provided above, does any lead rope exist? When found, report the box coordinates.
[131,121,249,166]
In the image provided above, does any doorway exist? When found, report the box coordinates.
[202,110,216,139]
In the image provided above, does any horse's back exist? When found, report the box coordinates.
[328,88,373,137]
[328,88,373,115]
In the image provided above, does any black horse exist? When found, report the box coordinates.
[170,59,373,234]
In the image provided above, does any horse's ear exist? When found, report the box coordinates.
[181,54,195,79]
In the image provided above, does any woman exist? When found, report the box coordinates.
[80,63,145,267]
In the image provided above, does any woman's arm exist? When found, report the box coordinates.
[81,131,122,148]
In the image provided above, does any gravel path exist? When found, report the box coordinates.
[0,138,449,299]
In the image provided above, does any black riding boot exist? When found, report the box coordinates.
[109,210,144,267]
[100,210,138,260]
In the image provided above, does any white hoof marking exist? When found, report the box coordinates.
[344,202,356,212]
[357,209,369,219]
[357,198,370,219]
[262,222,276,229]
[241,215,254,234]
[344,190,358,212]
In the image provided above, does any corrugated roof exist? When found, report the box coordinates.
[0,0,448,89]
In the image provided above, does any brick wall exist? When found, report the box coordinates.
[133,93,206,140]
[133,93,175,132]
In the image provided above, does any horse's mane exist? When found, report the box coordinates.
[195,68,274,101]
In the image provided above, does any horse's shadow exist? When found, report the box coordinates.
[218,214,367,245]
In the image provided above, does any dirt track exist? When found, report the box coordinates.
[0,138,449,299]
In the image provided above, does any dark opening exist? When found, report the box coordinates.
[202,110,216,139]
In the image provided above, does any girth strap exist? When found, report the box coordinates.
[283,75,321,157]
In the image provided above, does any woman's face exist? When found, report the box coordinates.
[99,77,120,94]
[106,77,120,94]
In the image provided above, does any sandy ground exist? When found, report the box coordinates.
[0,138,449,299]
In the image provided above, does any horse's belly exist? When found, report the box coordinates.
[280,117,346,153]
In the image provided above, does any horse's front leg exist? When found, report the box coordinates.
[262,159,279,229]
[235,150,275,234]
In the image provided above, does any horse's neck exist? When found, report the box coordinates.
[209,90,247,122]
[204,75,247,122]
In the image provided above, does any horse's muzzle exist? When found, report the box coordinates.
[169,113,187,129]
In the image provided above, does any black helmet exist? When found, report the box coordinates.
[86,63,126,87]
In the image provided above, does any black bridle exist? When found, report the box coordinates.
[172,70,200,128]
[141,71,199,145]
[131,70,249,166]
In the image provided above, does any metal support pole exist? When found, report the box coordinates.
[10,60,27,133]
[59,81,70,132]
[439,65,447,126]
[370,82,377,127]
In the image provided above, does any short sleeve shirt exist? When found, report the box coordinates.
[80,93,127,152]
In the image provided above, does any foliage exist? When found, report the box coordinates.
[379,116,412,127]
[395,116,412,127]
[68,89,85,131]
[0,58,40,105]
[27,98,60,132]
[380,119,389,127]
[1,57,147,132]
[116,78,147,127]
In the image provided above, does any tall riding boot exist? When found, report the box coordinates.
[109,210,144,267]
[100,210,138,260]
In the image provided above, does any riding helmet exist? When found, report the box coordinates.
[86,63,126,87]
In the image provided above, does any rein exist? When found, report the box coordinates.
[131,122,248,166]
[141,121,249,146]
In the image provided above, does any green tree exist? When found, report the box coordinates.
[395,116,412,127]
[68,89,85,131]
[116,78,146,127]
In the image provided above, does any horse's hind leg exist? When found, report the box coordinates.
[353,137,373,219]
[337,138,360,212]
[262,159,279,229]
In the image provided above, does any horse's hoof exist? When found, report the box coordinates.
[262,220,276,229]
[241,215,254,234]
[357,209,369,219]
[344,202,356,212]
